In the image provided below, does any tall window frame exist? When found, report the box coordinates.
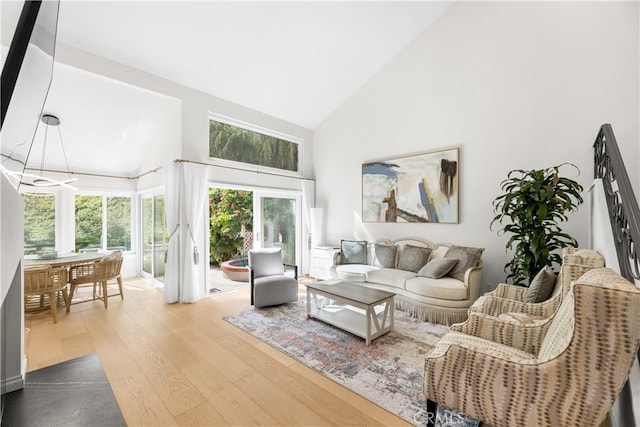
[138,187,167,286]
[22,191,57,255]
[74,192,134,253]
[208,112,304,177]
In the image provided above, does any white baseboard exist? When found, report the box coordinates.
[1,374,24,394]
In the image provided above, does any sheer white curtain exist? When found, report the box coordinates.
[180,162,209,303]
[163,161,181,303]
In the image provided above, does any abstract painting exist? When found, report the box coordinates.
[362,148,459,223]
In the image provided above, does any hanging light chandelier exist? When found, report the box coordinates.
[20,113,78,189]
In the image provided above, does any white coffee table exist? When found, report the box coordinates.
[305,280,395,346]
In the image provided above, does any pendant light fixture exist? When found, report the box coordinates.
[21,113,78,189]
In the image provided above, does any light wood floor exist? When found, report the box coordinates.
[24,278,410,426]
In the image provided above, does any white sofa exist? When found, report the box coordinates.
[330,237,483,325]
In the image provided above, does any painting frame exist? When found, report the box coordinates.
[362,147,459,224]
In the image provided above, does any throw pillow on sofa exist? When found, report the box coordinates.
[373,243,397,268]
[417,258,458,279]
[398,244,431,272]
[340,240,367,264]
[524,265,556,303]
[444,246,484,281]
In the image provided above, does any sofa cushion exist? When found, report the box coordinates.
[340,240,367,264]
[405,276,468,300]
[417,258,458,279]
[373,243,397,268]
[444,246,484,281]
[398,244,432,272]
[524,265,556,303]
[335,264,379,282]
[366,268,416,289]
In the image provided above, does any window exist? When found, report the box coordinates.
[23,193,55,254]
[107,196,132,251]
[209,117,300,173]
[75,195,132,252]
[75,195,102,251]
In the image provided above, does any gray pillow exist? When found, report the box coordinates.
[417,258,458,279]
[373,244,397,268]
[341,240,367,264]
[397,244,432,272]
[444,246,484,281]
[525,266,556,303]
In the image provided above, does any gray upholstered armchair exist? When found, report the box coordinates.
[248,248,298,308]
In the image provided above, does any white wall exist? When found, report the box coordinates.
[1,174,25,393]
[55,44,314,192]
[55,42,316,285]
[313,1,639,290]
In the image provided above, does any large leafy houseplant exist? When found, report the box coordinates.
[491,163,584,286]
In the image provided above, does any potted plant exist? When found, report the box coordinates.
[491,163,584,285]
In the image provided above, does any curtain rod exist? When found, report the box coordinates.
[174,158,315,182]
[24,166,162,180]
[25,158,315,183]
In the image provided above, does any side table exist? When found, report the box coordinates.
[310,246,340,280]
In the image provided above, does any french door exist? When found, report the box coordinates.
[141,193,167,285]
[252,191,301,267]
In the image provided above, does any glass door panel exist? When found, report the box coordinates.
[254,194,298,266]
[142,197,153,275]
[153,195,167,282]
[141,194,167,284]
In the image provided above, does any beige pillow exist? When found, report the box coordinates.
[525,266,556,303]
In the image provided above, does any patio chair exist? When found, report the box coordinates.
[24,266,70,323]
[248,248,298,308]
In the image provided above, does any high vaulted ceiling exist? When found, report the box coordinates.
[2,1,451,177]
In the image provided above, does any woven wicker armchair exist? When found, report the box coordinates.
[24,266,70,323]
[424,267,640,427]
[69,252,123,308]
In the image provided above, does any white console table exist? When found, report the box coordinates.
[310,246,340,280]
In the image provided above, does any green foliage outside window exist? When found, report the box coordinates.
[75,195,132,252]
[209,120,299,172]
[23,193,55,254]
[75,195,103,251]
[107,196,131,250]
[209,188,253,264]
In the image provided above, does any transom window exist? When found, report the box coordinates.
[209,116,300,173]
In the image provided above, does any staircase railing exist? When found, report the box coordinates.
[593,123,640,283]
[594,123,640,427]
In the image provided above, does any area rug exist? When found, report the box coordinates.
[224,298,480,426]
